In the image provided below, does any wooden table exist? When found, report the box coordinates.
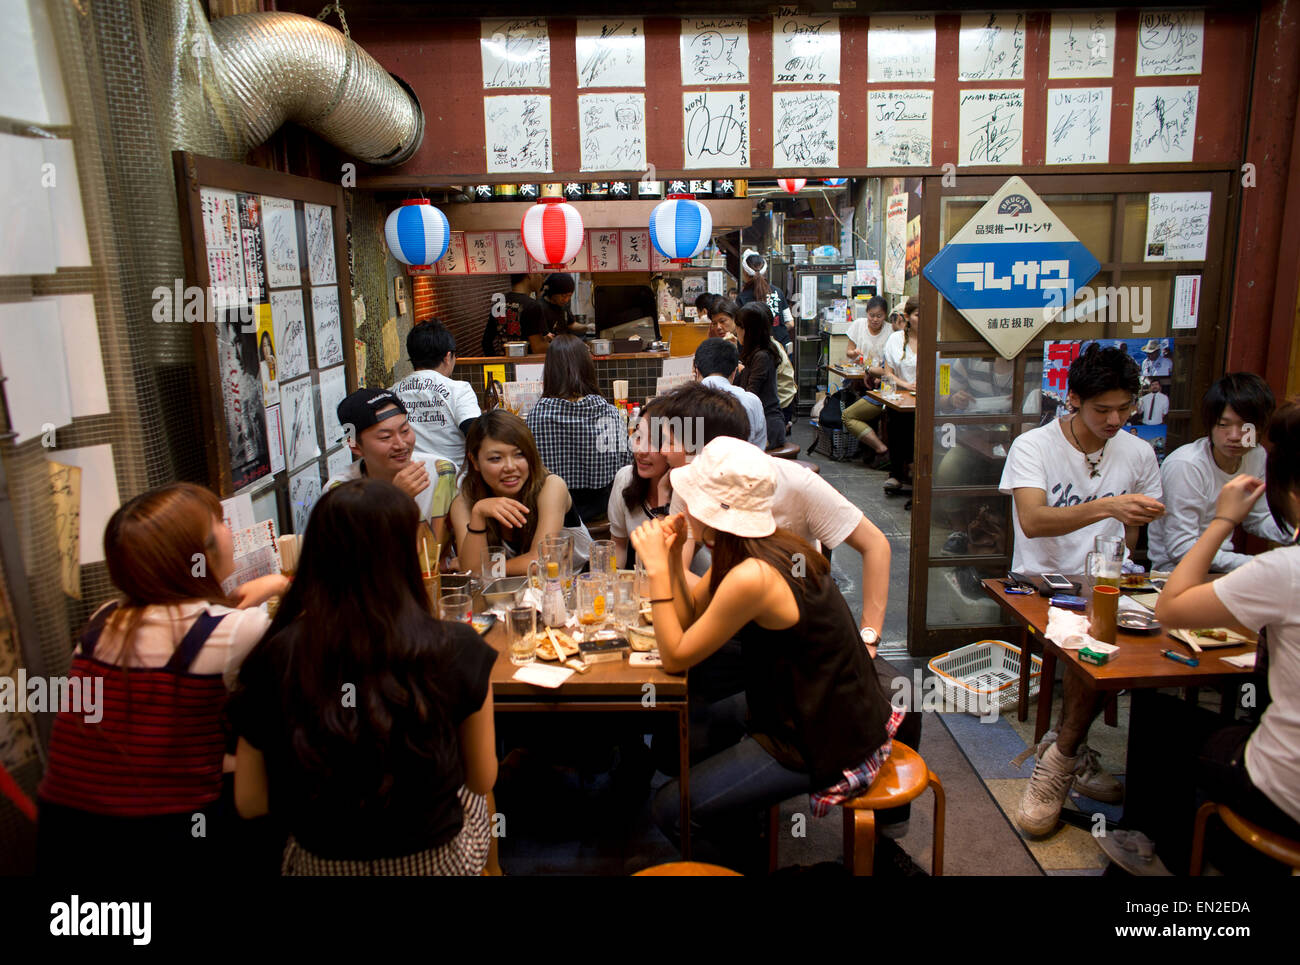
[980,578,1255,830]
[860,387,917,412]
[827,363,867,383]
[482,616,693,857]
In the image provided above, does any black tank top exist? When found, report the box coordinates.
[737,567,894,787]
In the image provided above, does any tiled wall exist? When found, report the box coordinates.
[452,356,666,407]
[411,273,506,357]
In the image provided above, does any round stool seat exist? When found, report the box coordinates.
[794,459,821,474]
[1215,804,1300,869]
[633,861,742,876]
[841,741,932,811]
[767,442,801,459]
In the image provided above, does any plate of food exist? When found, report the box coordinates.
[1117,611,1161,634]
[533,627,580,662]
[1168,627,1253,653]
[1120,573,1158,591]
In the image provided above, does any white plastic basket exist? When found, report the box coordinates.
[927,639,1042,716]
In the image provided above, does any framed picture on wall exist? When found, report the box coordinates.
[173,151,357,536]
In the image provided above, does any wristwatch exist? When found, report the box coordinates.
[860,626,880,647]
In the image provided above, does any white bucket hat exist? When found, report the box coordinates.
[669,436,776,538]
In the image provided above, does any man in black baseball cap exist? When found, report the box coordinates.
[325,388,456,535]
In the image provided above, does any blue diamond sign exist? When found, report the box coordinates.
[922,176,1101,359]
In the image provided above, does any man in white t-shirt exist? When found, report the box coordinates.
[1149,373,1288,572]
[1000,344,1165,836]
[391,320,481,474]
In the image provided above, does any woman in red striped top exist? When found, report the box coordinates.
[37,483,286,874]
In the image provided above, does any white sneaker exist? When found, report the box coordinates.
[1016,742,1076,836]
[1073,743,1124,803]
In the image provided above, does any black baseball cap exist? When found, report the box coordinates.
[337,388,408,439]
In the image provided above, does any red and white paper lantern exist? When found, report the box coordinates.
[520,198,585,269]
[777,178,807,193]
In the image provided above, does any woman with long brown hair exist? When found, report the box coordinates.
[735,304,787,449]
[633,436,899,873]
[609,396,673,568]
[525,334,630,523]
[451,409,592,575]
[230,479,497,875]
[37,483,286,872]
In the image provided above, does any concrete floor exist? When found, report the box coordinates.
[498,420,1049,875]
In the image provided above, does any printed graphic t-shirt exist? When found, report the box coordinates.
[481,293,546,356]
[390,369,481,473]
[999,419,1162,575]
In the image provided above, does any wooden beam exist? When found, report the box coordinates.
[441,199,754,232]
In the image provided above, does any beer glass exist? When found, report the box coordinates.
[1086,535,1124,590]
[574,573,608,636]
[507,606,537,665]
[439,593,472,624]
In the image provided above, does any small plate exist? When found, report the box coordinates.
[470,613,497,636]
[1118,612,1161,634]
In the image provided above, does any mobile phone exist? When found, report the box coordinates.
[1041,573,1075,590]
[1050,594,1088,611]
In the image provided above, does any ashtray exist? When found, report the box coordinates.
[1118,612,1161,634]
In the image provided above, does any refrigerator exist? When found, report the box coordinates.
[788,264,856,414]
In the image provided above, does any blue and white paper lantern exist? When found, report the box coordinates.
[648,197,713,264]
[384,200,450,269]
[822,178,848,187]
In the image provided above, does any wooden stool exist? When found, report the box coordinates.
[794,459,821,475]
[1190,801,1300,874]
[767,442,801,459]
[633,861,741,876]
[768,740,944,875]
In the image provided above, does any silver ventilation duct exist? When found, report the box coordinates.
[197,10,424,165]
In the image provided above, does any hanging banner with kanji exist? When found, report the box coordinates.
[922,176,1101,359]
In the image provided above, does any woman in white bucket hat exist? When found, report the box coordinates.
[631,436,899,872]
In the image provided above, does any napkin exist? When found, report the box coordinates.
[1044,605,1119,653]
[512,664,574,688]
[1221,652,1257,669]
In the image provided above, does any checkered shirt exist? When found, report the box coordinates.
[526,394,631,490]
[810,707,906,817]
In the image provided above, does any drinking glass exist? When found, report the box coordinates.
[590,540,617,583]
[507,606,537,665]
[439,593,472,624]
[635,557,652,603]
[881,376,895,398]
[528,534,573,590]
[612,572,639,631]
[574,573,608,634]
[482,545,507,584]
[421,571,441,615]
[1086,535,1124,590]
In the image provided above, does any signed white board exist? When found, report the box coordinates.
[1136,10,1203,76]
[773,14,839,85]
[481,19,550,89]
[1130,86,1198,164]
[1045,87,1112,165]
[681,19,748,86]
[773,90,838,168]
[959,89,1024,166]
[868,90,932,168]
[867,15,935,83]
[958,13,1025,81]
[579,93,647,172]
[575,19,644,89]
[484,95,552,173]
[683,90,749,169]
[1144,192,1211,262]
[1049,11,1115,79]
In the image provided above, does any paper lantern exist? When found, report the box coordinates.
[520,198,585,269]
[822,178,848,187]
[777,178,807,193]
[384,199,450,269]
[648,196,713,264]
